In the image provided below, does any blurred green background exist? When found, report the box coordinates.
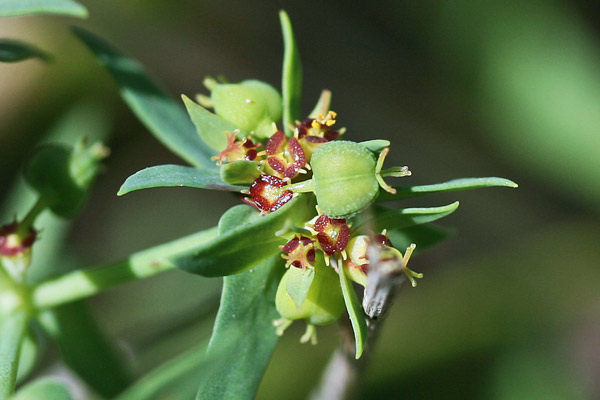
[1,0,599,399]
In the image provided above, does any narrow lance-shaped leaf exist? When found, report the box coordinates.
[196,205,285,399]
[377,177,518,202]
[356,202,460,233]
[336,259,368,359]
[280,10,302,135]
[308,90,331,119]
[72,27,216,168]
[387,224,453,254]
[12,378,74,400]
[0,308,28,399]
[118,164,246,196]
[173,194,315,277]
[182,95,240,153]
[0,0,87,18]
[0,40,51,63]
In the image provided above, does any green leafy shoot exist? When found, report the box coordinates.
[0,40,51,63]
[72,27,216,168]
[0,0,87,18]
[118,164,246,196]
[279,10,302,135]
[336,259,368,359]
[378,177,518,202]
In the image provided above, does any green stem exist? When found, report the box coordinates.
[16,198,45,237]
[31,226,218,310]
[0,309,28,400]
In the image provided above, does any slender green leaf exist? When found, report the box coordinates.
[16,332,38,384]
[72,27,216,168]
[337,260,367,359]
[115,342,210,400]
[356,202,460,233]
[308,90,331,118]
[359,139,390,153]
[0,40,50,63]
[118,164,245,196]
[12,378,73,400]
[37,302,131,398]
[279,10,302,134]
[182,95,240,153]
[196,205,285,399]
[0,0,87,18]
[0,309,28,399]
[377,177,518,202]
[174,194,315,277]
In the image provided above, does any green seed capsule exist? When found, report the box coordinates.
[210,80,282,139]
[310,141,379,218]
[275,262,345,326]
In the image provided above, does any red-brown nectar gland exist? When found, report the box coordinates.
[212,131,261,166]
[264,130,306,179]
[0,222,37,257]
[295,111,343,162]
[248,174,294,213]
[280,235,316,269]
[313,215,350,257]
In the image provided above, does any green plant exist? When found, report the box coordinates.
[0,3,517,399]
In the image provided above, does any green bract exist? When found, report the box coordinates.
[275,263,344,327]
[208,79,282,139]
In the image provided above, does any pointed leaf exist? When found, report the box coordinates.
[12,378,74,400]
[195,205,285,399]
[0,0,87,17]
[279,10,302,134]
[0,308,28,399]
[378,177,518,202]
[0,40,50,63]
[356,202,460,233]
[174,194,315,277]
[337,260,368,359]
[118,164,245,196]
[308,90,331,118]
[286,267,314,308]
[182,95,240,153]
[72,27,216,168]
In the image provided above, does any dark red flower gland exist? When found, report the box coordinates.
[249,174,294,213]
[294,114,341,162]
[0,222,37,257]
[313,215,350,256]
[374,233,393,247]
[212,131,261,166]
[265,130,306,179]
[280,235,316,269]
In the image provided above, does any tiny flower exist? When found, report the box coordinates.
[295,111,344,161]
[247,174,294,213]
[263,130,306,179]
[212,131,261,166]
[280,235,316,269]
[306,210,350,263]
[0,221,37,282]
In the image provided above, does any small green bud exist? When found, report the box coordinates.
[209,79,282,139]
